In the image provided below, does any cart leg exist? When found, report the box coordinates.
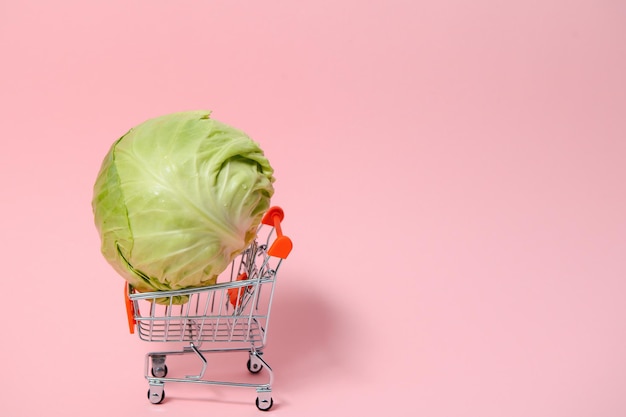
[185,342,207,379]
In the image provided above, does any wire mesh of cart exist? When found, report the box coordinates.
[124,206,292,411]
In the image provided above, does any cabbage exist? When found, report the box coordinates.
[92,111,275,302]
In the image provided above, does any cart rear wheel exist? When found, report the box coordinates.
[151,364,168,378]
[148,386,165,404]
[256,397,273,411]
[247,359,263,373]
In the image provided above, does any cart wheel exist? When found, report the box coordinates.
[256,397,273,411]
[151,364,168,378]
[247,358,263,374]
[147,386,165,404]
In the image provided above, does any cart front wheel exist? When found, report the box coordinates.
[256,397,273,411]
[148,386,165,404]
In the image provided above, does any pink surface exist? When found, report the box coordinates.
[1,1,625,416]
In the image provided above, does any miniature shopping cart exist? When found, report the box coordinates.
[124,206,292,411]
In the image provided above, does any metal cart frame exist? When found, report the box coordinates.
[124,206,292,411]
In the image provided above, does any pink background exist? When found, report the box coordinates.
[1,1,625,415]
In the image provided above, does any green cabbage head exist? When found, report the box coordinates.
[92,111,274,302]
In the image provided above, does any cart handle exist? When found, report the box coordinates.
[261,206,293,259]
[124,283,136,334]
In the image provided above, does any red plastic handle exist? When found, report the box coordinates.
[261,206,293,259]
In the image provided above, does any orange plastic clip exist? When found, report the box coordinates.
[124,283,136,334]
[261,206,293,259]
[228,272,251,307]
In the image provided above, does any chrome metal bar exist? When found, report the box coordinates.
[186,342,207,379]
